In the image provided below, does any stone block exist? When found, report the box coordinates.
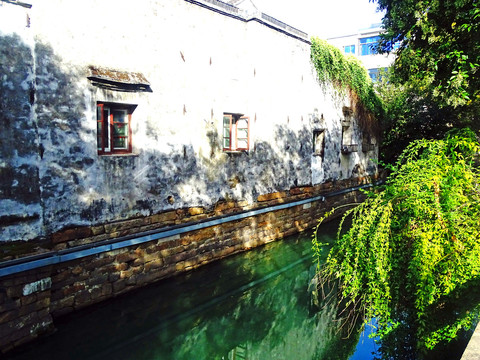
[132,257,145,267]
[236,200,249,208]
[144,258,163,271]
[52,269,71,284]
[53,243,68,251]
[257,191,288,202]
[83,256,115,271]
[0,309,19,324]
[175,261,185,272]
[104,218,145,234]
[86,273,109,287]
[91,225,105,236]
[150,211,177,225]
[143,252,161,263]
[0,298,20,315]
[181,228,215,245]
[6,286,23,299]
[101,283,112,297]
[89,286,103,300]
[18,297,50,316]
[20,294,37,306]
[289,187,304,195]
[115,252,137,264]
[74,290,91,308]
[52,295,74,310]
[188,207,205,216]
[63,282,85,297]
[125,275,137,286]
[71,266,83,276]
[214,201,236,213]
[215,247,234,258]
[197,253,213,264]
[108,273,120,282]
[52,227,92,244]
[160,245,183,258]
[112,279,126,294]
[114,262,129,272]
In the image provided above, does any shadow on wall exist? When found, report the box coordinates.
[0,33,43,245]
[0,34,376,246]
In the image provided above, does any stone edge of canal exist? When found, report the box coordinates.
[460,322,480,360]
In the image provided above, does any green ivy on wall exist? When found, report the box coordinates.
[310,37,384,128]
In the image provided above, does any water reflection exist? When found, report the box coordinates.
[4,219,472,360]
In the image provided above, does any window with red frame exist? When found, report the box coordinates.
[223,114,249,152]
[96,102,134,154]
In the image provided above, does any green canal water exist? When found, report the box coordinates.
[5,220,474,360]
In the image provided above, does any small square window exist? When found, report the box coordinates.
[223,113,250,152]
[362,133,376,152]
[360,36,380,56]
[344,45,355,55]
[97,102,135,155]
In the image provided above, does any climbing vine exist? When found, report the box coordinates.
[313,129,480,351]
[310,37,384,127]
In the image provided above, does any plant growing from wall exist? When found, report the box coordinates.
[310,37,384,133]
[313,129,480,352]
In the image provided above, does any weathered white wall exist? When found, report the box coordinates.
[0,3,42,242]
[0,0,378,241]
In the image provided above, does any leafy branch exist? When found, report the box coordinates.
[313,128,480,351]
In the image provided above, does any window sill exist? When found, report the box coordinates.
[98,153,139,157]
[341,145,359,154]
[224,150,248,155]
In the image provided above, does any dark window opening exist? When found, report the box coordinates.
[362,133,376,152]
[341,120,358,154]
[313,129,325,158]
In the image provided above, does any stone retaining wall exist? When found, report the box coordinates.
[0,176,374,353]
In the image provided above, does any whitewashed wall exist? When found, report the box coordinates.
[0,0,378,241]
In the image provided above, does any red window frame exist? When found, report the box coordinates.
[96,102,134,155]
[223,114,250,152]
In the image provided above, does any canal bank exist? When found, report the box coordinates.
[0,177,376,353]
[3,216,472,360]
[1,218,361,359]
[461,323,480,360]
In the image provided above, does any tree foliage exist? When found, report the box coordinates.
[370,0,480,163]
[374,0,480,107]
[313,129,480,351]
[376,70,480,164]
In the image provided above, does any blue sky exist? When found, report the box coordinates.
[253,0,385,38]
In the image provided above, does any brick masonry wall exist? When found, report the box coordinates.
[0,176,375,353]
